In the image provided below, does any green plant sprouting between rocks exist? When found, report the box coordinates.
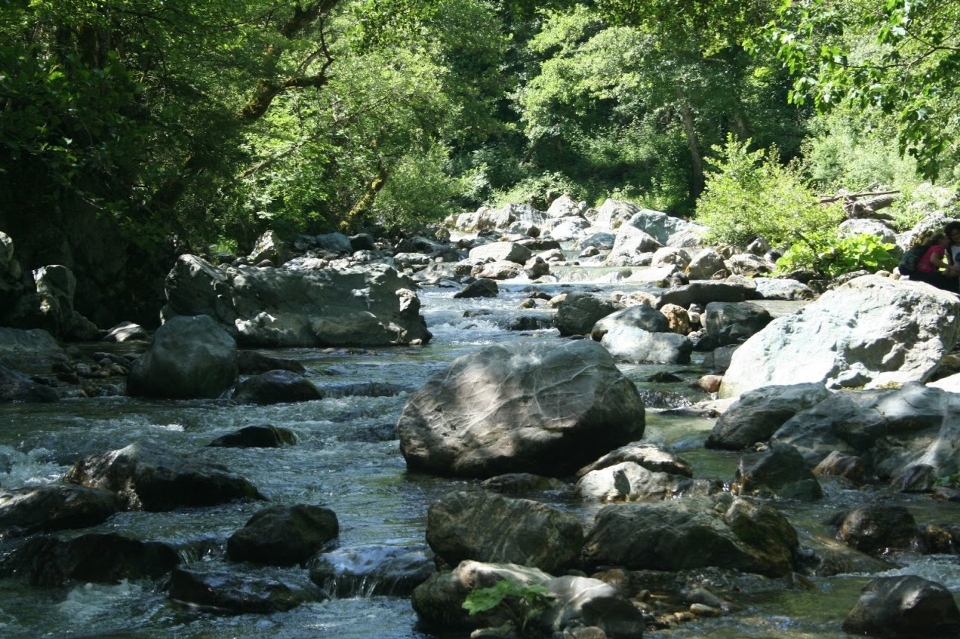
[775,233,898,279]
[462,578,555,635]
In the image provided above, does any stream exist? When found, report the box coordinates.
[1,276,959,638]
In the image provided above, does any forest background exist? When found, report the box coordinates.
[2,0,960,324]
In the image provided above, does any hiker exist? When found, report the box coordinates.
[945,221,960,289]
[912,232,960,290]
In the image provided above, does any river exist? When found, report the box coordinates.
[1,276,959,638]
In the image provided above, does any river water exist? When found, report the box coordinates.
[1,276,959,638]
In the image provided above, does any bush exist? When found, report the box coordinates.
[775,233,898,278]
[695,135,845,249]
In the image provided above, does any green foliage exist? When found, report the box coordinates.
[775,233,898,279]
[762,0,960,180]
[462,578,554,632]
[492,171,577,210]
[695,135,844,248]
[371,145,462,231]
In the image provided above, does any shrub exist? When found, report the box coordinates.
[695,135,845,249]
[775,233,898,278]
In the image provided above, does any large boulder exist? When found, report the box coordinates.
[599,325,693,364]
[843,576,960,638]
[33,264,76,335]
[720,276,960,398]
[0,365,58,403]
[582,495,799,577]
[426,490,583,574]
[0,484,120,536]
[398,339,646,478]
[227,504,339,566]
[705,383,832,450]
[467,242,532,265]
[734,444,823,500]
[127,314,238,399]
[656,279,758,309]
[0,327,66,367]
[162,255,430,347]
[228,370,322,405]
[770,383,960,482]
[63,441,265,511]
[168,568,309,614]
[0,533,180,587]
[604,225,661,266]
[575,461,715,502]
[701,301,773,348]
[622,209,706,247]
[591,304,669,338]
[554,292,623,337]
[411,560,645,638]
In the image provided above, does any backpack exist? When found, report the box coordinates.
[898,244,928,277]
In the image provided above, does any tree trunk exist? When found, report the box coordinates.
[678,97,705,200]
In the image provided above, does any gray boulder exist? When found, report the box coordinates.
[599,325,693,364]
[705,383,832,450]
[686,248,727,280]
[127,314,238,399]
[229,370,322,405]
[168,568,309,614]
[554,292,623,337]
[582,496,798,577]
[734,444,823,500]
[575,461,716,502]
[770,383,960,482]
[2,533,180,587]
[236,350,306,375]
[720,275,960,398]
[0,365,58,403]
[830,505,917,555]
[227,504,339,566]
[63,441,265,511]
[426,490,582,574]
[249,230,289,265]
[208,424,297,448]
[410,560,645,638]
[162,255,430,347]
[0,484,119,536]
[753,278,814,300]
[843,576,960,638]
[656,279,758,309]
[605,225,662,266]
[576,441,693,478]
[702,301,773,348]
[591,304,669,339]
[0,327,66,367]
[454,278,499,298]
[467,242,532,265]
[102,321,149,343]
[398,339,646,477]
[623,209,706,247]
[34,265,76,335]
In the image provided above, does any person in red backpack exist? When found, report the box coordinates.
[913,232,959,290]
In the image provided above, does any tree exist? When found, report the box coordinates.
[763,0,960,179]
[514,2,803,211]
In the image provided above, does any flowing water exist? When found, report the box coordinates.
[1,276,959,638]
